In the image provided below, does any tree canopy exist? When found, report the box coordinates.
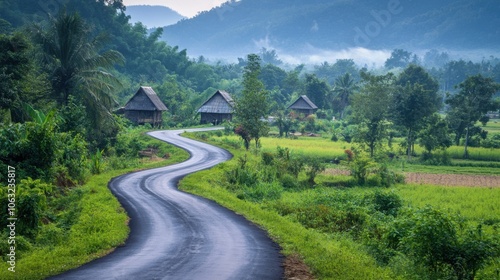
[446,74,500,158]
[234,54,269,149]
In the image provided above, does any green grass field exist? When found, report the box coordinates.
[484,119,500,135]
[181,131,500,279]
[395,184,500,222]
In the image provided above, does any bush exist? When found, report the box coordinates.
[331,132,339,142]
[304,157,326,184]
[372,191,402,216]
[280,173,301,190]
[240,181,283,202]
[90,149,105,174]
[36,223,66,246]
[373,164,405,188]
[386,206,500,280]
[294,204,367,237]
[349,151,375,185]
[481,133,500,148]
[420,150,451,166]
[55,133,89,185]
[261,152,274,165]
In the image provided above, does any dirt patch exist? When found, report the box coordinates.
[283,254,315,280]
[324,168,500,188]
[324,169,350,176]
[403,173,500,188]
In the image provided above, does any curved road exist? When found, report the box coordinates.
[51,128,283,280]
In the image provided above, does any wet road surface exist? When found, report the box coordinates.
[50,128,283,280]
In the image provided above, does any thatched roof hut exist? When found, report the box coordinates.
[124,86,167,126]
[197,90,234,124]
[287,95,318,116]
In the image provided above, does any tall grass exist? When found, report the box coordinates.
[180,167,397,280]
[446,145,500,161]
[395,184,500,222]
[186,131,500,279]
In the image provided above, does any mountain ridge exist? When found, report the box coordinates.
[161,0,499,59]
[125,5,185,28]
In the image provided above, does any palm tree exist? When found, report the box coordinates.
[332,73,358,119]
[32,11,124,131]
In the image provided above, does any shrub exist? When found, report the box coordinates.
[420,150,451,166]
[280,173,301,190]
[261,152,274,165]
[295,204,367,237]
[374,164,405,188]
[331,132,339,142]
[386,206,500,280]
[223,121,234,135]
[241,181,283,202]
[349,151,375,185]
[36,223,66,246]
[0,178,52,238]
[55,133,89,185]
[304,157,326,184]
[481,133,500,148]
[372,191,402,216]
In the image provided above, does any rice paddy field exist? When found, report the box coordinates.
[485,119,500,135]
[184,130,500,279]
[200,131,500,222]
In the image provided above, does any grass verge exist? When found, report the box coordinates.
[179,153,397,280]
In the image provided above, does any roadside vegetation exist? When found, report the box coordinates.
[0,124,188,280]
[182,128,500,280]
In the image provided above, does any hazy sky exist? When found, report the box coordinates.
[122,0,228,18]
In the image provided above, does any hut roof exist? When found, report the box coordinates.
[124,86,168,111]
[197,90,234,114]
[288,95,318,110]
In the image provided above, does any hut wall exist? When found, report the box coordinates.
[200,113,232,125]
[125,110,163,126]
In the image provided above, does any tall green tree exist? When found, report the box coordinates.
[384,49,413,69]
[446,75,500,158]
[234,54,269,149]
[391,65,440,160]
[351,72,394,157]
[418,114,452,155]
[332,73,358,119]
[0,32,49,122]
[305,74,330,110]
[32,11,124,142]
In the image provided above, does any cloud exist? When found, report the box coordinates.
[279,45,391,68]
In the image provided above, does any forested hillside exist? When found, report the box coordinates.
[162,0,500,57]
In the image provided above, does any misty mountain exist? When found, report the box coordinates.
[161,0,500,58]
[125,5,185,28]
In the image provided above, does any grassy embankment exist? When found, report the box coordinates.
[180,130,500,279]
[0,130,189,280]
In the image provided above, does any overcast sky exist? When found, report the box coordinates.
[122,0,228,18]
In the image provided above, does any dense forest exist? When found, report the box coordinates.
[0,0,500,279]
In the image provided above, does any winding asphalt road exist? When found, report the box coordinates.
[51,128,283,280]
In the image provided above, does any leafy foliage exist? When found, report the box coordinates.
[446,75,500,158]
[351,72,393,157]
[391,65,441,160]
[32,11,124,144]
[234,54,269,149]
